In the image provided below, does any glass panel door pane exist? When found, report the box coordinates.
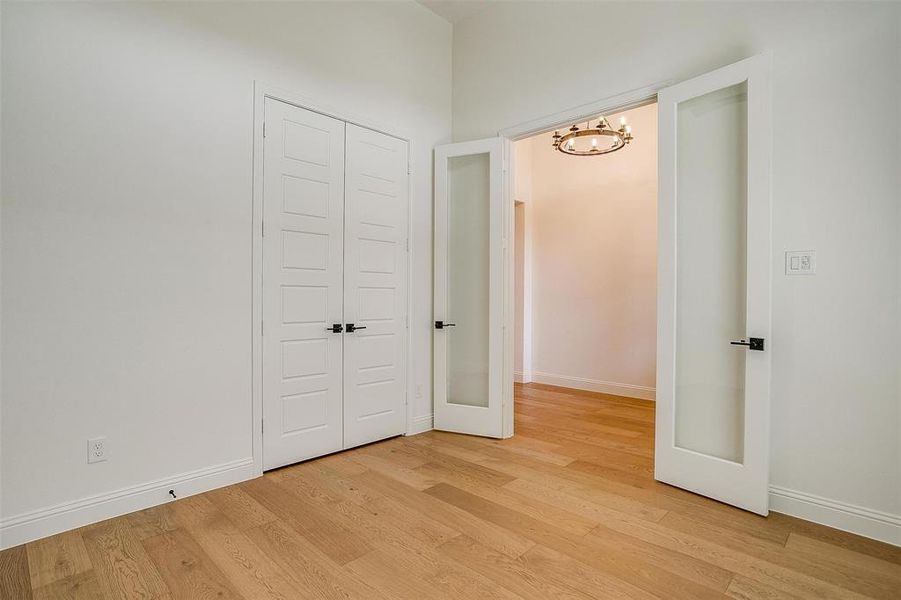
[674,81,748,463]
[446,153,490,407]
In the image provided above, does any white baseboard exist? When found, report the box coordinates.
[407,413,433,435]
[513,370,532,384]
[531,371,655,401]
[0,457,257,550]
[769,485,900,546]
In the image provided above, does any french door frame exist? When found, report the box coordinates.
[498,62,772,512]
[497,81,672,439]
[250,81,416,476]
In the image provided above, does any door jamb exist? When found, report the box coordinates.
[251,81,416,476]
[495,81,671,439]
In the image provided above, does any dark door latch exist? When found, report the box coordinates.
[435,321,456,329]
[326,323,343,333]
[730,337,765,351]
[346,323,367,333]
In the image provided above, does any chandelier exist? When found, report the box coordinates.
[552,116,633,156]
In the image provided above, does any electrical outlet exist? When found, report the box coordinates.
[87,437,107,463]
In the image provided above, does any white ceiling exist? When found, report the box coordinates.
[417,0,490,24]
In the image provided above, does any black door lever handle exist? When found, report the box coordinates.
[346,323,366,333]
[730,337,765,351]
[435,321,456,329]
[326,323,343,333]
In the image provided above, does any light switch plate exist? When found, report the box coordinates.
[785,250,816,275]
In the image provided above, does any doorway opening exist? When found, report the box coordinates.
[511,101,659,473]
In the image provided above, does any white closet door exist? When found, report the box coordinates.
[342,124,408,448]
[262,98,345,470]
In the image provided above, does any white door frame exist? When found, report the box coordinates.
[251,81,415,475]
[496,81,671,438]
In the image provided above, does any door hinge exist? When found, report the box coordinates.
[261,221,264,238]
[261,320,264,336]
[261,420,264,434]
[263,122,266,138]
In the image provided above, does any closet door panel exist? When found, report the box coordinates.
[262,98,345,470]
[343,124,408,448]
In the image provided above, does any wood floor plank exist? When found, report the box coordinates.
[584,508,876,600]
[80,517,169,600]
[205,485,278,531]
[780,533,901,599]
[345,543,521,600]
[438,535,592,600]
[351,469,536,559]
[275,471,459,555]
[410,455,598,535]
[25,529,92,589]
[492,456,669,522]
[241,475,373,565]
[345,452,441,490]
[120,505,179,542]
[770,512,901,566]
[245,519,389,600]
[785,532,901,580]
[428,430,576,466]
[169,495,303,599]
[425,482,730,600]
[519,544,659,600]
[725,575,803,600]
[32,570,104,600]
[0,544,33,600]
[142,528,242,600]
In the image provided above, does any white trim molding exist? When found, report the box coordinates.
[532,371,656,401]
[499,80,671,142]
[0,457,256,550]
[406,414,433,435]
[769,485,900,547]
[513,370,532,384]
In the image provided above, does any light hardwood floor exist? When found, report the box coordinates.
[2,383,899,599]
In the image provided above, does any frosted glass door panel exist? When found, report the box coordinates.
[433,136,504,438]
[447,154,490,407]
[674,82,748,463]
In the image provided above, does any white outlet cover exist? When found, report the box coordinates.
[87,437,107,463]
[785,250,816,275]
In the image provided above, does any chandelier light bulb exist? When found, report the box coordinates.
[620,116,627,126]
[591,138,598,148]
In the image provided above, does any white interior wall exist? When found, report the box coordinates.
[520,104,657,400]
[0,1,450,547]
[453,1,900,541]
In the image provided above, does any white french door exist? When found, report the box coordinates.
[262,98,345,470]
[433,138,507,438]
[262,99,408,470]
[656,55,773,514]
